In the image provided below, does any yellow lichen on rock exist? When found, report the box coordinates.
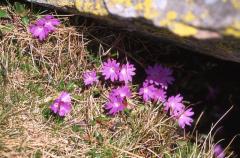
[232,21,240,30]
[143,0,158,19]
[171,22,198,36]
[159,11,177,26]
[183,12,196,22]
[48,0,74,7]
[224,28,240,37]
[75,0,108,16]
[231,0,240,9]
[158,10,197,36]
[134,2,144,11]
[167,11,177,21]
[224,19,240,37]
[109,0,133,7]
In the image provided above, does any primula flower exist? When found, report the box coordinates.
[101,59,120,82]
[153,88,166,103]
[145,64,174,89]
[139,82,157,102]
[39,15,60,32]
[50,92,72,116]
[105,96,125,115]
[29,15,60,41]
[112,86,132,99]
[29,22,49,41]
[177,108,194,128]
[164,94,185,116]
[119,62,136,83]
[83,70,98,86]
[214,145,225,158]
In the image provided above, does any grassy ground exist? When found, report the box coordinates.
[0,1,234,157]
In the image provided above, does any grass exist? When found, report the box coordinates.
[0,1,234,157]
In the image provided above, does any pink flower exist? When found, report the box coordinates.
[105,96,125,115]
[41,15,60,32]
[112,86,132,99]
[50,92,72,116]
[29,22,49,41]
[153,88,166,103]
[214,145,225,158]
[101,59,120,82]
[119,62,136,83]
[164,94,185,116]
[139,81,157,102]
[177,108,194,128]
[29,14,60,41]
[145,64,174,89]
[83,70,98,86]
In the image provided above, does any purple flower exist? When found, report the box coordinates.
[83,70,98,86]
[139,82,157,102]
[164,94,185,116]
[29,15,60,41]
[111,86,132,99]
[105,96,125,115]
[29,22,49,41]
[50,92,72,116]
[214,145,225,158]
[177,108,194,128]
[145,64,174,89]
[101,59,120,82]
[41,15,60,32]
[119,62,136,83]
[153,88,166,103]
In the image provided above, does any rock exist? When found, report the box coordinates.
[27,0,240,62]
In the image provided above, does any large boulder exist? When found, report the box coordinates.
[27,0,240,62]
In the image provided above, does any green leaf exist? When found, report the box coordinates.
[71,124,84,133]
[0,24,14,34]
[0,9,9,18]
[94,115,111,124]
[42,106,52,120]
[66,82,77,92]
[21,16,29,26]
[34,149,42,158]
[124,108,132,116]
[54,115,64,125]
[14,2,28,17]
[94,131,104,144]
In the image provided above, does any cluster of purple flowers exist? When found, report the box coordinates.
[29,15,60,41]
[138,64,194,129]
[29,15,193,128]
[101,59,135,115]
[101,59,136,83]
[29,16,193,128]
[81,59,135,115]
[49,58,194,129]
[165,95,194,128]
[81,59,194,128]
[105,86,132,115]
[138,64,173,103]
[81,59,194,129]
